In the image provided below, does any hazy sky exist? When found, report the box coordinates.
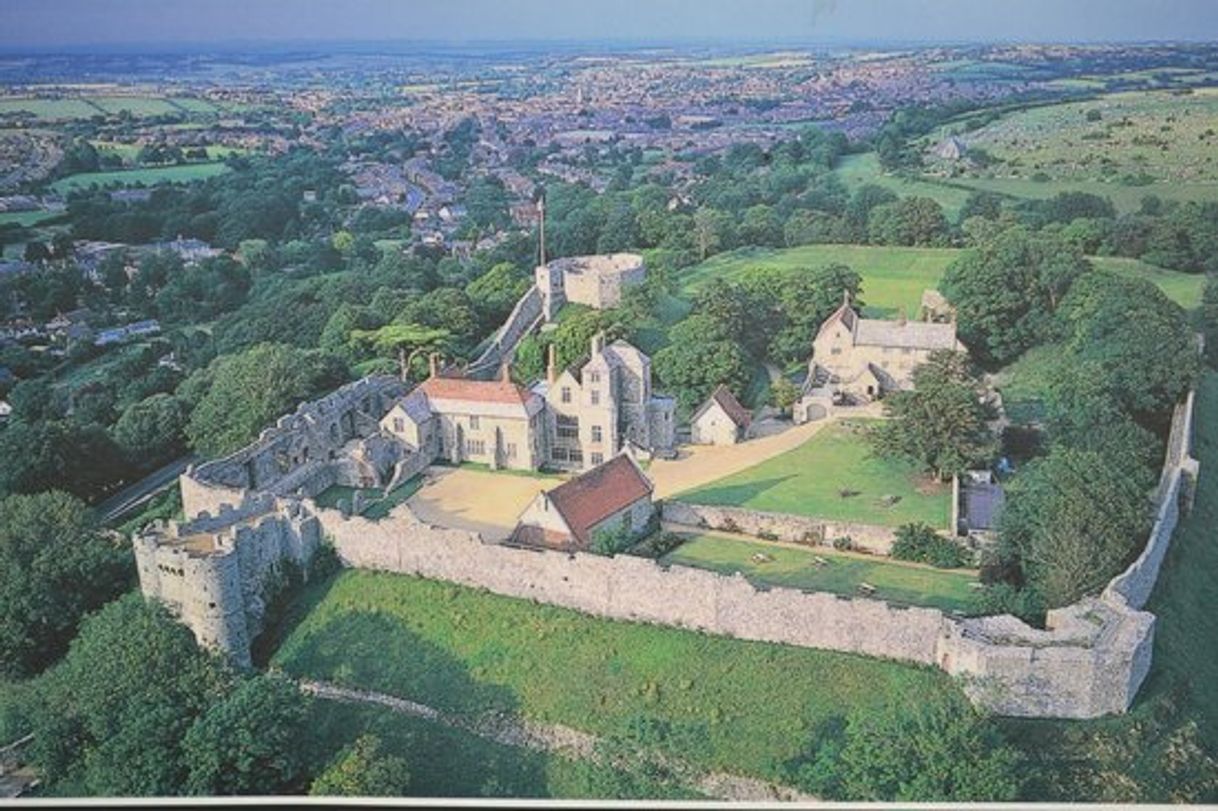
[1,0,1215,49]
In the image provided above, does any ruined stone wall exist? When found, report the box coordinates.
[134,497,322,668]
[661,501,900,555]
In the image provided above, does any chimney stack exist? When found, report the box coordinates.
[501,362,512,384]
[547,344,558,384]
[591,331,605,357]
[398,348,409,382]
[429,353,440,379]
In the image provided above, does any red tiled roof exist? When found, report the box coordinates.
[418,375,537,406]
[702,384,751,428]
[546,454,653,546]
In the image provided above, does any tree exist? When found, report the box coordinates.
[465,262,530,327]
[1204,274,1218,369]
[183,675,311,795]
[999,446,1153,608]
[309,734,412,797]
[870,351,995,480]
[939,227,1090,364]
[184,343,348,457]
[1056,272,1199,415]
[692,207,734,260]
[867,197,949,247]
[24,595,232,795]
[654,335,752,413]
[0,491,132,678]
[797,695,1022,801]
[769,376,801,413]
[0,419,127,500]
[111,393,188,468]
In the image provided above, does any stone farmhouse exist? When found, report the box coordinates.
[690,384,752,446]
[511,452,655,551]
[804,293,964,402]
[535,252,646,321]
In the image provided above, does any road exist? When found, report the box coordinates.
[96,454,196,525]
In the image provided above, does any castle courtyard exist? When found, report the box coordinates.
[404,465,565,540]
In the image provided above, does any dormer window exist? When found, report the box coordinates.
[561,387,571,403]
[589,371,601,384]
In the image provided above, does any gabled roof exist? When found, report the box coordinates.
[814,299,858,341]
[545,454,653,546]
[691,384,751,429]
[418,375,539,406]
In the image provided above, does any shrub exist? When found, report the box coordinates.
[890,523,969,569]
[591,524,634,557]
[832,535,853,551]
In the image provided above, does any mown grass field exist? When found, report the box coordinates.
[660,533,978,613]
[270,570,960,784]
[991,343,1062,425]
[50,161,231,193]
[672,420,951,528]
[676,243,961,319]
[674,242,1205,314]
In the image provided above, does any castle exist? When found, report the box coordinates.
[534,252,646,321]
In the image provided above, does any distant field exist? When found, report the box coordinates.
[951,89,1218,184]
[271,569,960,783]
[90,141,248,164]
[660,533,978,613]
[673,419,952,528]
[0,94,223,120]
[0,209,60,227]
[0,97,102,119]
[50,161,230,193]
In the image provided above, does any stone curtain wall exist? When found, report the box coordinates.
[145,381,1200,719]
[1105,390,1199,609]
[321,506,946,666]
[938,384,1200,718]
[467,284,543,380]
[661,501,898,555]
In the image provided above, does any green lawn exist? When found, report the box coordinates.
[270,570,960,784]
[673,243,1204,323]
[313,478,423,520]
[302,698,700,799]
[673,420,951,528]
[50,161,231,194]
[0,97,103,119]
[992,342,1064,425]
[678,243,960,319]
[660,533,977,613]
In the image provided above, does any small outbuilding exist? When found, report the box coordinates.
[690,384,752,446]
[511,452,655,552]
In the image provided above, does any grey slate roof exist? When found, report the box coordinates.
[854,318,959,351]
